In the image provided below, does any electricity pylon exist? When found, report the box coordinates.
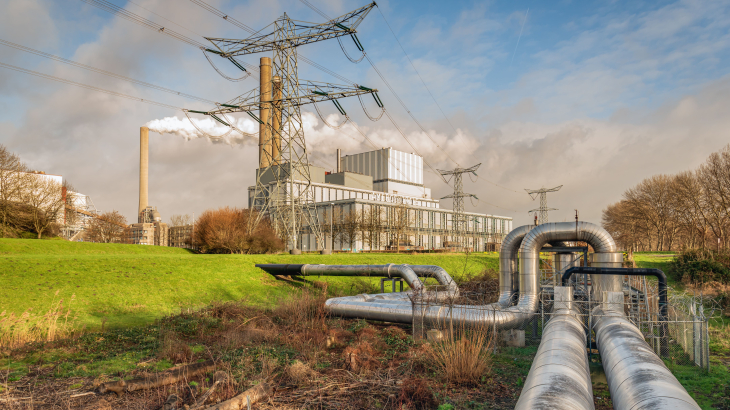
[525,185,562,225]
[190,3,379,251]
[439,164,480,249]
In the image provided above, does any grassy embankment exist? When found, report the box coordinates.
[0,239,497,330]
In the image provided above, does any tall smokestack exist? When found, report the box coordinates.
[139,126,149,216]
[259,57,272,168]
[336,148,341,173]
[272,75,282,165]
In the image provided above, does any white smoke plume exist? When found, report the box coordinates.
[146,116,259,146]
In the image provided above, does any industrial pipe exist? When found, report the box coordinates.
[563,267,668,356]
[498,225,533,307]
[515,286,594,410]
[592,291,701,410]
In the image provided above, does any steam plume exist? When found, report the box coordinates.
[146,116,258,145]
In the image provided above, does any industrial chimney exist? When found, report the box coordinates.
[259,57,272,168]
[336,148,341,173]
[272,75,282,165]
[139,126,149,217]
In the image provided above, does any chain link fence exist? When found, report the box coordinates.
[410,264,712,371]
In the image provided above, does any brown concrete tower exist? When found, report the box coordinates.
[139,126,149,217]
[259,57,272,168]
[272,75,282,165]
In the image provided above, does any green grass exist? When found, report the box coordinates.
[0,238,497,329]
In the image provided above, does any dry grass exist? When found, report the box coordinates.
[426,327,494,386]
[159,332,192,364]
[273,287,328,330]
[0,292,77,350]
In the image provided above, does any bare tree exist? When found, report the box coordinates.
[339,208,361,251]
[362,206,385,250]
[0,145,27,237]
[169,214,192,227]
[84,211,128,243]
[20,175,69,239]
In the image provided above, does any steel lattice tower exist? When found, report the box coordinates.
[195,3,379,251]
[525,185,562,225]
[439,164,480,248]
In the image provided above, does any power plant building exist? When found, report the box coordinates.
[249,147,512,252]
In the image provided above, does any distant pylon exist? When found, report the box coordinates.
[525,185,562,225]
[439,164,480,249]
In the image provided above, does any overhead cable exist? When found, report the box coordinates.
[0,38,217,104]
[0,61,182,111]
[79,0,207,48]
[79,0,257,80]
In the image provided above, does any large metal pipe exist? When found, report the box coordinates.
[272,75,282,165]
[519,222,622,302]
[515,286,594,410]
[593,291,701,410]
[498,225,533,307]
[258,57,272,168]
[138,126,149,217]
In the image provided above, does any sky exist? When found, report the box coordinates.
[1,0,729,227]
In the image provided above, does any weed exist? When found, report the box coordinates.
[427,328,494,386]
[0,292,77,349]
[398,377,437,410]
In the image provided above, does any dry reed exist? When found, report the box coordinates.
[0,291,77,350]
[426,326,494,386]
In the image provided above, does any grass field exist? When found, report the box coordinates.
[0,239,498,329]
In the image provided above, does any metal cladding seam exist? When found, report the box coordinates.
[515,287,594,410]
[592,296,701,410]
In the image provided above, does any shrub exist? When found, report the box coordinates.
[426,328,494,386]
[397,378,437,410]
[670,249,730,284]
[194,207,284,254]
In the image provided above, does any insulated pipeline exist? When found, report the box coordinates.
[515,287,594,410]
[592,292,700,410]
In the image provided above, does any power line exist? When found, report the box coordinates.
[0,38,217,105]
[0,60,182,111]
[79,0,207,48]
[297,0,462,167]
[376,7,461,142]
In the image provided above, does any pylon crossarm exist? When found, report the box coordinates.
[198,84,379,115]
[205,3,376,57]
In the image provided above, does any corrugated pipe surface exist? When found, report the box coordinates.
[593,292,700,410]
[515,286,594,410]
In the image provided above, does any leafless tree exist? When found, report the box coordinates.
[20,174,69,239]
[169,214,193,227]
[0,144,28,237]
[362,206,385,250]
[84,210,128,243]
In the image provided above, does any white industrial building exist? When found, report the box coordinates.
[249,147,512,252]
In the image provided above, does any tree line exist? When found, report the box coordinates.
[319,204,415,251]
[603,144,730,252]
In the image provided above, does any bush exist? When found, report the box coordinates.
[194,207,284,254]
[670,249,730,284]
[426,328,494,386]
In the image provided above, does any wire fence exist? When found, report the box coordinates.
[410,266,712,371]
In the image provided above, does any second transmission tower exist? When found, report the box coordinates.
[525,185,562,225]
[439,164,480,250]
